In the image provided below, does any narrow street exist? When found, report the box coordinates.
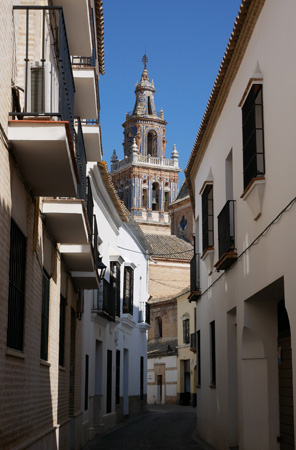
[83,405,214,450]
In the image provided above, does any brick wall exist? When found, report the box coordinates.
[148,261,190,300]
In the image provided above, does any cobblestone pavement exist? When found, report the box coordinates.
[83,404,214,450]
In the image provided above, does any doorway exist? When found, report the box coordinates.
[278,300,294,449]
[157,375,162,404]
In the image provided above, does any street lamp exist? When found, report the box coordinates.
[97,255,106,282]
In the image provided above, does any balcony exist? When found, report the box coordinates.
[188,253,201,302]
[72,67,99,121]
[215,200,237,271]
[77,118,102,162]
[92,279,116,322]
[138,302,151,329]
[9,6,77,197]
[190,332,196,353]
[52,0,93,56]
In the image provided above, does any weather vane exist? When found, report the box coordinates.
[142,51,148,69]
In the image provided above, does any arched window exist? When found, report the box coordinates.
[152,182,159,211]
[164,191,170,212]
[142,188,148,209]
[154,316,162,338]
[147,130,157,157]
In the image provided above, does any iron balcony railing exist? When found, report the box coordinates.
[86,178,94,240]
[76,117,87,202]
[11,6,75,140]
[217,200,236,259]
[71,6,97,68]
[71,48,96,68]
[190,253,200,293]
[138,302,150,325]
[190,332,197,351]
[92,215,99,268]
[93,279,116,321]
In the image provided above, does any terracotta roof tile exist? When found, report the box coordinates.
[145,234,193,261]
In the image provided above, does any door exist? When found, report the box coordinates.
[157,375,162,404]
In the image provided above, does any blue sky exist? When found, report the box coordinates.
[100,0,242,187]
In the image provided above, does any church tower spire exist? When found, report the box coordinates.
[110,57,181,234]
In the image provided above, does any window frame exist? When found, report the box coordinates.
[7,219,27,351]
[40,270,50,361]
[183,318,190,345]
[242,83,265,190]
[201,183,214,253]
[210,321,216,387]
[123,265,134,315]
[59,295,66,367]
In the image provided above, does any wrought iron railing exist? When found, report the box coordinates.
[76,117,87,202]
[11,6,75,140]
[138,302,150,324]
[217,200,236,259]
[93,279,116,321]
[93,215,99,268]
[86,178,94,240]
[190,253,200,293]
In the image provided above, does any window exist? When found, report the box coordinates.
[210,321,216,386]
[152,182,159,211]
[110,261,121,317]
[147,130,157,156]
[183,318,190,344]
[59,295,66,366]
[7,219,26,351]
[202,184,214,252]
[197,330,201,386]
[116,350,120,405]
[40,270,50,361]
[147,96,152,115]
[140,356,144,401]
[123,266,134,314]
[84,354,89,410]
[107,350,112,413]
[154,316,162,338]
[242,84,265,189]
[142,187,148,209]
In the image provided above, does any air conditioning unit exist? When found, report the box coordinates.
[27,61,59,114]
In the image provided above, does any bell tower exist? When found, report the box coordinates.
[110,55,181,234]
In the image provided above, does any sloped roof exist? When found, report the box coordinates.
[145,234,193,261]
[148,339,178,356]
[185,0,265,211]
[123,208,153,254]
[97,162,128,221]
[95,0,105,75]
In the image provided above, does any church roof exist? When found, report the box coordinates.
[145,234,193,261]
[171,179,189,205]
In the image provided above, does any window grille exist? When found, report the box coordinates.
[210,321,216,386]
[59,295,66,366]
[7,220,26,351]
[242,84,265,189]
[202,184,214,252]
[123,266,134,314]
[40,271,50,361]
[183,318,190,344]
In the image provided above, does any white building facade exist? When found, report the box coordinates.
[81,162,151,445]
[186,0,296,449]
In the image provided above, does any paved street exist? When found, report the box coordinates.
[83,405,214,450]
